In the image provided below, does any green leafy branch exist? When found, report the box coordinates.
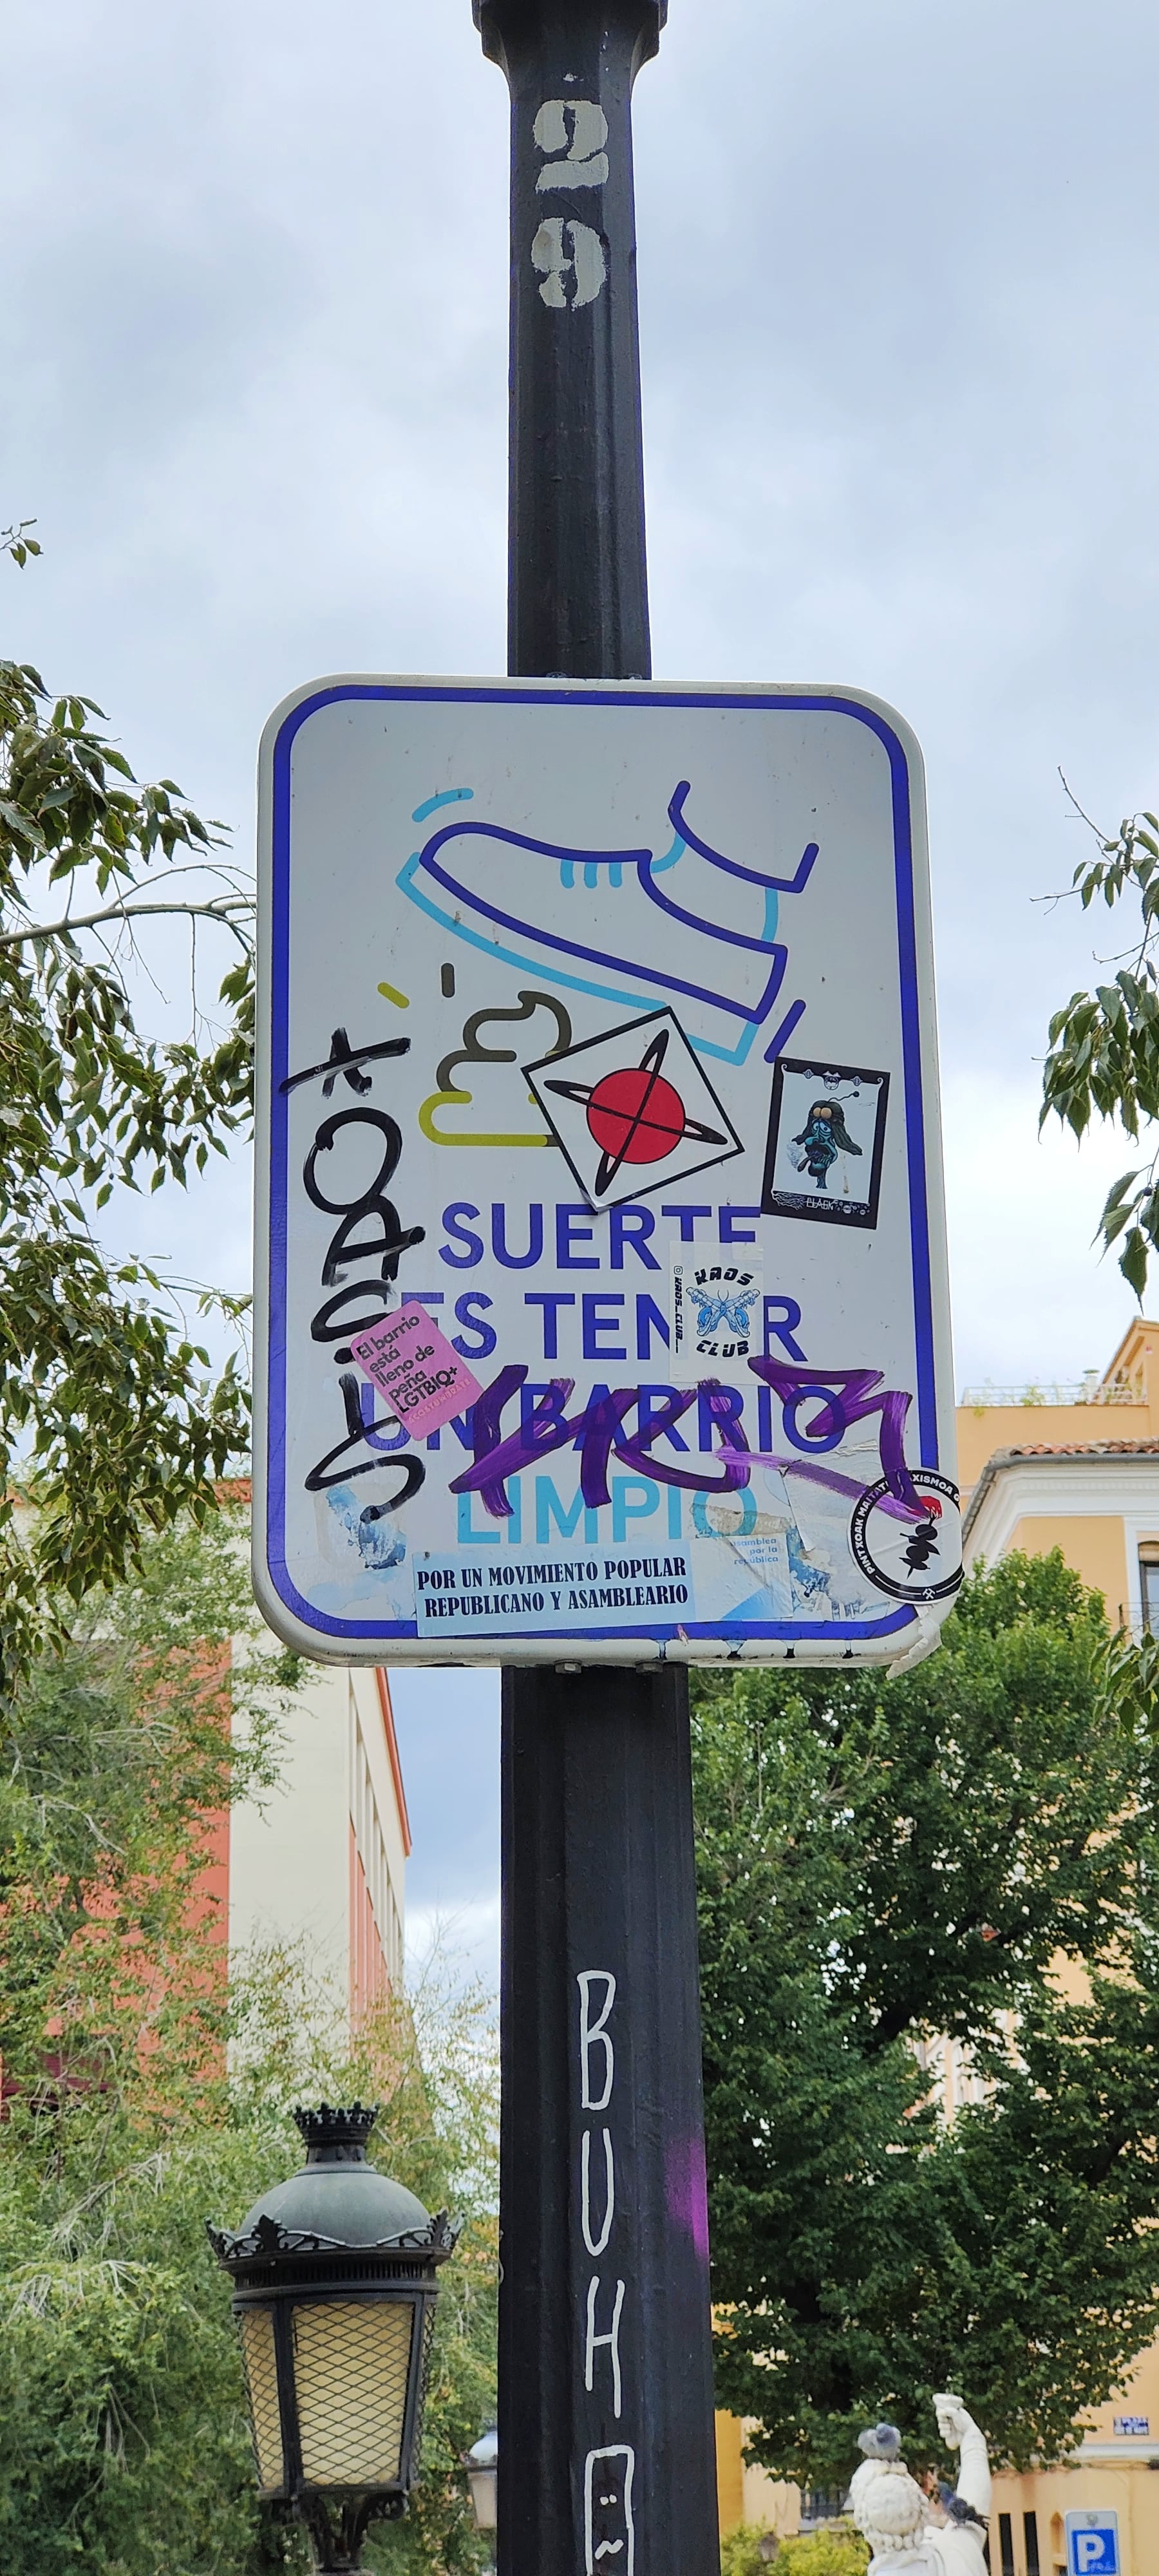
[2,518,41,570]
[0,612,256,1709]
[1041,789,1159,1296]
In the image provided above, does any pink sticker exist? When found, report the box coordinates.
[350,1303,484,1441]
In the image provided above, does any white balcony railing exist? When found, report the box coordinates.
[959,1374,1144,1410]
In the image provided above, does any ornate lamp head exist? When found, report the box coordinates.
[208,2105,458,2575]
[293,2103,379,2164]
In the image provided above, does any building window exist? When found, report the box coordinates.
[999,2514,1015,2576]
[1024,2510,1040,2576]
[1141,1555,1159,1633]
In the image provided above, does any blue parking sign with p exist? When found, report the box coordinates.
[1066,2512,1119,2576]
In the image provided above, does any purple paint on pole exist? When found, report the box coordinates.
[666,2132,710,2268]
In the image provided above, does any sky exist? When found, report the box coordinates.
[6,0,1158,1976]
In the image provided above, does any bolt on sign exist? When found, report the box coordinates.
[254,677,961,1668]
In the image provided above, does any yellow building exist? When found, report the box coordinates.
[960,1314,1159,2576]
[960,1314,1159,1629]
[714,2413,802,2546]
[716,1317,1159,2570]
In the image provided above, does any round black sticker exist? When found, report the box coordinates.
[849,1471,963,1605]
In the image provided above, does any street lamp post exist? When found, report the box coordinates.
[209,2103,457,2575]
[471,10,720,2576]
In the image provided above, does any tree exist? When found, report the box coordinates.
[721,2525,867,2576]
[0,1991,498,2576]
[0,1500,288,2111]
[694,1553,1159,2487]
[1,551,255,1710]
[0,1511,498,2576]
[1041,793,1159,1296]
[781,2541,867,2576]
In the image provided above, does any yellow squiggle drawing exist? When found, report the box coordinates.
[419,1086,556,1148]
[419,989,570,1146]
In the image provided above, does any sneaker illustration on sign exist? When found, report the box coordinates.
[523,1008,743,1211]
[397,779,819,1064]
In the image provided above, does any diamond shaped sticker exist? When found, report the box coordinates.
[523,1007,742,1212]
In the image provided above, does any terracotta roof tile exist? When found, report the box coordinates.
[979,1441,1159,1460]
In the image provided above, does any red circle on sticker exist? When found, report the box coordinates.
[585,1066,687,1165]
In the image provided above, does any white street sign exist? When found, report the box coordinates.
[1066,2512,1120,2576]
[254,676,959,1665]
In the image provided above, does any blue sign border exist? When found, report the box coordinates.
[263,683,938,1647]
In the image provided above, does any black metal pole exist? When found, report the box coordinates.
[499,1665,719,2576]
[473,6,720,2573]
[477,0,659,680]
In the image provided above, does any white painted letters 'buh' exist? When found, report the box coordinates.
[575,1961,633,2530]
[585,2275,626,2419]
[581,2126,616,2259]
[578,1971,616,2111]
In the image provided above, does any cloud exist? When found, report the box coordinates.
[944,1068,1142,1390]
[405,1897,500,1996]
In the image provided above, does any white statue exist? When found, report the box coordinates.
[847,2395,991,2576]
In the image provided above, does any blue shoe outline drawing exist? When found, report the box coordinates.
[395,781,818,1067]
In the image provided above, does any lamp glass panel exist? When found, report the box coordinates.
[238,2306,285,2493]
[468,2467,498,2530]
[292,2297,415,2488]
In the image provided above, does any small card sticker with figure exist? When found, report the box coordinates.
[670,1251,764,1369]
[762,1055,889,1228]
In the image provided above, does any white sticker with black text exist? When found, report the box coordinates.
[415,1546,695,1636]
